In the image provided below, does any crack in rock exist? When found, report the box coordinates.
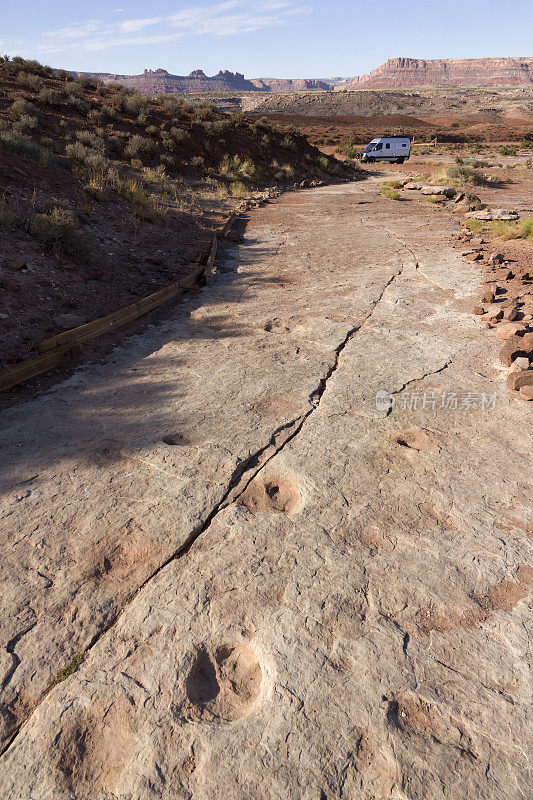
[1,255,406,758]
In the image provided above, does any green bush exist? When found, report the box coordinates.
[498,145,517,157]
[491,217,533,241]
[219,154,257,182]
[16,71,44,91]
[124,134,156,162]
[466,218,483,233]
[123,93,148,116]
[37,87,62,106]
[381,184,402,200]
[431,164,489,187]
[66,95,90,115]
[30,205,87,259]
[0,130,49,162]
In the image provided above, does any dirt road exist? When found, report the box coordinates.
[1,178,531,799]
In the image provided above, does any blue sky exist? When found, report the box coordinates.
[2,0,532,78]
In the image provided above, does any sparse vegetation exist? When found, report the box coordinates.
[466,218,484,233]
[47,653,85,690]
[498,145,517,157]
[381,182,402,200]
[430,164,490,187]
[491,217,533,241]
[0,54,349,370]
[30,205,89,260]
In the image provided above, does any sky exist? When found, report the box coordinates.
[1,0,532,78]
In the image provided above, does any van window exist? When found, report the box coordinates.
[374,143,382,151]
[402,143,407,147]
[385,143,390,149]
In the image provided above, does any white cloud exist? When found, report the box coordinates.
[118,17,165,34]
[25,0,311,57]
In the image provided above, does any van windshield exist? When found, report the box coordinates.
[363,142,378,152]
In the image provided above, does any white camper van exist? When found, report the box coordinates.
[360,136,411,164]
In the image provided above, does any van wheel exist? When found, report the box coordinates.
[397,157,404,164]
[367,157,375,163]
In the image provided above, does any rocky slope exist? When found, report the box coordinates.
[339,57,533,89]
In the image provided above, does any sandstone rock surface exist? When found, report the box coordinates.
[0,179,531,799]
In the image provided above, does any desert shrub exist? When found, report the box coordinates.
[431,164,489,187]
[317,154,341,175]
[0,130,49,162]
[191,155,205,169]
[56,69,70,82]
[64,79,83,96]
[65,142,109,170]
[30,205,87,259]
[145,125,158,135]
[9,98,35,119]
[16,71,44,91]
[83,170,108,200]
[219,154,257,182]
[100,104,116,120]
[37,87,62,106]
[66,95,90,115]
[117,178,166,222]
[123,92,148,116]
[260,134,271,148]
[466,218,483,233]
[14,113,39,132]
[381,184,401,200]
[160,132,174,150]
[75,130,105,151]
[281,135,297,151]
[491,217,533,241]
[124,134,156,162]
[337,141,361,159]
[229,180,249,197]
[142,165,169,186]
[498,145,517,157]
[77,75,96,90]
[171,127,189,143]
[213,119,231,134]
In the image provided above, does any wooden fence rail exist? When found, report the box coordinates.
[0,230,223,392]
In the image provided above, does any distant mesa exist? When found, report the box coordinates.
[69,57,533,96]
[336,57,533,89]
[69,67,333,94]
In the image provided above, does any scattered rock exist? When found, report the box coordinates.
[519,384,533,400]
[421,185,455,197]
[497,323,526,340]
[472,306,484,315]
[506,370,533,391]
[480,290,495,303]
[503,306,519,321]
[489,252,504,265]
[485,305,503,321]
[508,356,531,374]
[465,209,519,221]
[499,335,528,366]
